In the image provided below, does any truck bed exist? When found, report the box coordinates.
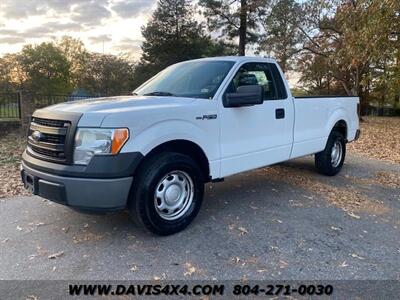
[290,96,359,159]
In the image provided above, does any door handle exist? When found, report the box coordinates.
[275,108,285,119]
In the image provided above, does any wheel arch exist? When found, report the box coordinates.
[331,119,348,140]
[325,106,350,139]
[135,139,211,182]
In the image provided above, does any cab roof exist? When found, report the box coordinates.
[186,56,277,64]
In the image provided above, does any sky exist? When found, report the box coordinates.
[0,0,158,59]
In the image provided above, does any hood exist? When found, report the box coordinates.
[43,95,197,114]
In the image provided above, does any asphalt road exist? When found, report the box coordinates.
[0,154,399,286]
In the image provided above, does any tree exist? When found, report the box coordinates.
[56,36,89,89]
[297,52,342,95]
[18,43,72,94]
[200,0,269,55]
[80,53,135,96]
[132,0,234,88]
[0,54,25,92]
[258,0,303,72]
[297,0,400,113]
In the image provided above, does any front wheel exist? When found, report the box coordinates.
[128,152,204,235]
[315,130,346,176]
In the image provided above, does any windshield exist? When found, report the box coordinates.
[134,60,235,99]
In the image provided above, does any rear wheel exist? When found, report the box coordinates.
[315,130,346,176]
[128,152,204,235]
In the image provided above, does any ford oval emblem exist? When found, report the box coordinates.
[32,130,43,142]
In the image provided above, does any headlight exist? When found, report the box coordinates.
[73,128,129,165]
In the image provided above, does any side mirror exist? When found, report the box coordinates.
[225,85,263,107]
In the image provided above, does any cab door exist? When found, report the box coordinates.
[219,62,294,177]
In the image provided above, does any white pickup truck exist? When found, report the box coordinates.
[21,56,360,235]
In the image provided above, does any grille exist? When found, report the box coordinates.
[31,117,67,128]
[27,117,70,162]
[39,132,66,144]
[29,145,65,159]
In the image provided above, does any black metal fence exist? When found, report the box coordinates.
[0,92,20,119]
[0,93,99,120]
[365,105,400,116]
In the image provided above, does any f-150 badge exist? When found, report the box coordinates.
[196,114,217,120]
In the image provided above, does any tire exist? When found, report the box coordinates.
[128,152,204,235]
[315,130,346,176]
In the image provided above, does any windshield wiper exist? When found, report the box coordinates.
[143,91,175,96]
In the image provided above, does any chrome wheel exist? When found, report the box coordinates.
[331,140,343,168]
[154,170,194,220]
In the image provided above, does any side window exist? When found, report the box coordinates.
[269,63,288,99]
[225,62,287,100]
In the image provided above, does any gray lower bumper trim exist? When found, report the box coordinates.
[22,162,133,209]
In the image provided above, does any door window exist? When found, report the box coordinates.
[225,63,287,100]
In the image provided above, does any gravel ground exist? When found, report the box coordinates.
[0,154,399,282]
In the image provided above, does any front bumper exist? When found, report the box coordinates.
[21,161,133,211]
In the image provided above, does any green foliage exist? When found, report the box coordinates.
[56,36,90,88]
[0,38,135,96]
[81,53,135,96]
[132,0,235,89]
[258,0,303,72]
[199,0,269,55]
[18,43,72,94]
[0,54,22,92]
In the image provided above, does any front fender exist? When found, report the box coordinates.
[122,118,218,163]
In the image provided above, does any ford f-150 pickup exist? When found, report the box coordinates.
[21,56,360,235]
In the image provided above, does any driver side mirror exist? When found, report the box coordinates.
[225,85,263,107]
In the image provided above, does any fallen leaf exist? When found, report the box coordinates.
[232,257,241,264]
[351,253,365,260]
[347,211,361,219]
[340,261,348,267]
[347,117,400,164]
[238,227,248,235]
[130,265,138,272]
[48,251,64,259]
[279,260,288,268]
[257,269,268,273]
[184,263,196,276]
